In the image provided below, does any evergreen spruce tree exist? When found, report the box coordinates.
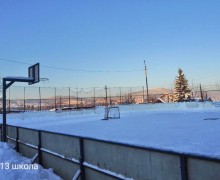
[173,68,191,102]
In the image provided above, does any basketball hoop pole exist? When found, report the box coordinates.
[2,77,34,142]
[2,78,8,142]
[2,63,39,142]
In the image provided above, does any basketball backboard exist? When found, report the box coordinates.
[28,63,40,85]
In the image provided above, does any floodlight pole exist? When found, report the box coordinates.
[144,60,149,103]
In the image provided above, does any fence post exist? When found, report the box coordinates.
[109,88,112,106]
[79,138,85,180]
[60,96,62,109]
[120,87,122,104]
[180,155,188,180]
[38,131,42,165]
[8,87,11,112]
[39,87,41,111]
[76,87,79,109]
[93,87,96,107]
[200,84,204,102]
[0,124,2,141]
[23,87,26,112]
[105,86,108,107]
[69,87,71,109]
[16,127,19,152]
[54,88,57,109]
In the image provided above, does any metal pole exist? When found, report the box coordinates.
[68,87,71,109]
[180,155,188,180]
[2,79,7,142]
[79,138,85,180]
[54,88,57,109]
[144,60,149,103]
[109,88,112,106]
[119,87,122,104]
[200,84,204,102]
[60,96,62,109]
[76,87,78,109]
[38,131,42,165]
[39,87,41,111]
[16,127,19,152]
[8,87,10,112]
[93,87,96,107]
[105,85,108,107]
[24,87,26,112]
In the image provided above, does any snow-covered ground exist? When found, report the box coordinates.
[0,142,61,179]
[2,102,220,159]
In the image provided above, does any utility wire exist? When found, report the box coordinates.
[0,58,31,65]
[0,58,143,73]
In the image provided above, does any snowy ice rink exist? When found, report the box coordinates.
[3,102,220,159]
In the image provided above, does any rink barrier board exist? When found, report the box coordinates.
[1,124,220,180]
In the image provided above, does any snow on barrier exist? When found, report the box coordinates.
[1,124,220,180]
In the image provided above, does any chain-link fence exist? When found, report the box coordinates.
[1,86,148,111]
[1,85,220,112]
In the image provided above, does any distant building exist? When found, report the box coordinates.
[156,94,174,103]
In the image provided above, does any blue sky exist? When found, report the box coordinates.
[0,0,220,89]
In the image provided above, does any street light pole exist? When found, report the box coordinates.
[144,60,149,103]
